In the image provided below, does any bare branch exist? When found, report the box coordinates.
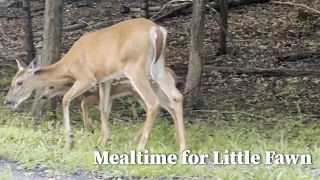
[207,4,242,57]
[78,19,91,26]
[151,0,192,19]
[271,1,320,14]
[203,65,320,77]
[195,109,270,120]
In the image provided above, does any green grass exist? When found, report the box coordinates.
[0,165,12,180]
[0,104,319,179]
[0,69,319,179]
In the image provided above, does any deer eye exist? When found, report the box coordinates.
[49,87,54,89]
[17,81,23,86]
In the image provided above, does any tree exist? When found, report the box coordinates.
[140,0,149,18]
[22,0,35,63]
[218,0,228,55]
[184,0,206,109]
[84,0,93,7]
[30,0,64,117]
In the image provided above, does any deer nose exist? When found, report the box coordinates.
[4,100,12,106]
[40,95,47,99]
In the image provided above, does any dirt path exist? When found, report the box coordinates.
[1,157,319,180]
[0,158,161,180]
[0,158,89,180]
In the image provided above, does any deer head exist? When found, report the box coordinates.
[40,85,72,100]
[4,56,41,109]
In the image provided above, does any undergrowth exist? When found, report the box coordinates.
[0,104,319,179]
[0,69,319,179]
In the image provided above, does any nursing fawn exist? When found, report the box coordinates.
[4,18,186,153]
[40,67,180,141]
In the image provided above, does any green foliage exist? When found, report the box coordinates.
[0,67,319,179]
[0,165,12,180]
[0,104,319,178]
[278,77,301,109]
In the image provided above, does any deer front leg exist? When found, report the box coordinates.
[98,81,112,144]
[62,80,95,149]
[81,95,99,134]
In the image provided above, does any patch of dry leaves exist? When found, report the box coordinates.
[1,0,320,116]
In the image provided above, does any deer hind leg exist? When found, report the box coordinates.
[136,94,147,111]
[62,80,96,149]
[125,66,160,151]
[134,102,179,143]
[81,95,99,134]
[159,98,179,140]
[98,81,112,144]
[133,94,148,143]
[151,66,187,153]
[151,26,186,153]
[133,91,179,142]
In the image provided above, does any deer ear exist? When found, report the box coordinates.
[29,55,41,70]
[15,58,28,71]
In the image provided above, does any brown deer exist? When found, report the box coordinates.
[39,67,180,141]
[4,18,186,153]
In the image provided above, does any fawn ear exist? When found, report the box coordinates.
[15,58,28,71]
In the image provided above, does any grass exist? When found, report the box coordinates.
[0,165,12,180]
[0,69,319,179]
[0,104,319,179]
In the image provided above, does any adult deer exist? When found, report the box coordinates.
[4,18,186,153]
[39,67,180,141]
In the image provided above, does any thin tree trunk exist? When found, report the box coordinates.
[30,0,64,118]
[140,0,149,18]
[22,0,35,63]
[84,0,93,7]
[218,0,228,55]
[184,0,206,109]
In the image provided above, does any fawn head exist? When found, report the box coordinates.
[40,85,71,100]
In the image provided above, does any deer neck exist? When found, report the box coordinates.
[34,62,74,88]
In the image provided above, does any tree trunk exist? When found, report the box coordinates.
[22,0,35,63]
[140,0,149,18]
[218,0,228,55]
[184,0,206,109]
[30,0,64,118]
[84,0,93,7]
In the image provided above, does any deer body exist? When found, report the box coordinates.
[5,18,186,153]
[40,67,180,140]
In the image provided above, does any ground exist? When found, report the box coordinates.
[0,0,320,179]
